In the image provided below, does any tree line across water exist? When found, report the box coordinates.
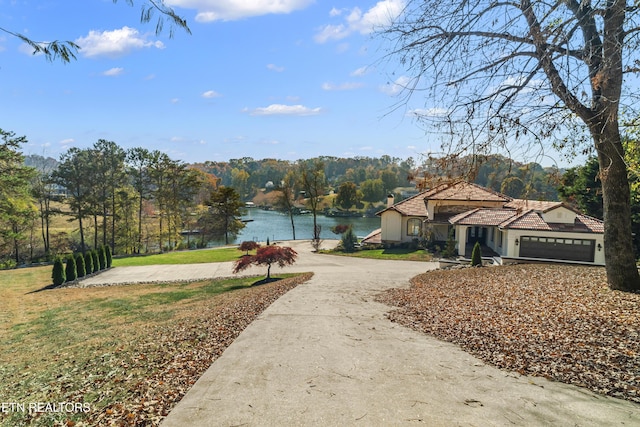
[2,127,634,269]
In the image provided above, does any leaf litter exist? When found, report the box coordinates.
[376,264,640,404]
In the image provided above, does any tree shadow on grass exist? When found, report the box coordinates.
[251,277,283,286]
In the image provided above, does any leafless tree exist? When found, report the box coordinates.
[380,0,640,291]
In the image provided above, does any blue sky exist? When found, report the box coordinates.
[1,0,575,166]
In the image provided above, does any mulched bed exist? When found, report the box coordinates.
[376,264,640,404]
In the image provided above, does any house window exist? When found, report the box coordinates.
[407,218,421,236]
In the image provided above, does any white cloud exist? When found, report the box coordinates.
[315,0,405,43]
[202,90,222,98]
[166,0,314,22]
[76,27,164,58]
[170,98,180,104]
[321,82,364,91]
[103,67,124,76]
[59,138,75,146]
[408,107,449,117]
[380,75,412,96]
[351,66,370,77]
[244,104,322,116]
[267,63,285,72]
[314,24,350,43]
[329,7,342,17]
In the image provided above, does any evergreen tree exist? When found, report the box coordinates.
[91,250,100,273]
[75,253,86,278]
[471,242,483,267]
[105,244,113,268]
[84,252,94,275]
[52,257,66,286]
[65,255,77,282]
[99,245,107,270]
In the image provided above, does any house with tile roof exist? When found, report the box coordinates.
[368,181,605,265]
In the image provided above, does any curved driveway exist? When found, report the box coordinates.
[85,240,639,425]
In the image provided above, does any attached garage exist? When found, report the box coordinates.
[519,236,596,262]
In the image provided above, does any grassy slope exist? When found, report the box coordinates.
[0,266,311,426]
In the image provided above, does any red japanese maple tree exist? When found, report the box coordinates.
[238,240,260,255]
[233,245,298,280]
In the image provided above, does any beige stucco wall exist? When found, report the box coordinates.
[380,210,402,242]
[541,206,577,224]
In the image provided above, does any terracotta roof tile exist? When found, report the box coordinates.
[377,190,429,217]
[505,199,563,211]
[425,181,511,202]
[449,208,518,226]
[501,211,604,233]
[361,228,382,245]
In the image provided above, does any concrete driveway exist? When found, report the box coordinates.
[82,240,639,425]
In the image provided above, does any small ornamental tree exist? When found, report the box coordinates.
[75,253,86,278]
[471,242,483,267]
[105,245,113,268]
[238,241,260,255]
[65,255,77,282]
[52,257,66,286]
[233,245,298,280]
[84,252,94,275]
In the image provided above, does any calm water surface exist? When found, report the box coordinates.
[231,209,380,244]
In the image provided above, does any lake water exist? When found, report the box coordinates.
[230,209,381,244]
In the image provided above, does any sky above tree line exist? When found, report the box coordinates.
[1,0,581,167]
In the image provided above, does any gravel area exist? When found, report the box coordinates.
[376,263,640,404]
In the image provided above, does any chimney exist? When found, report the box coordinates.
[387,193,394,208]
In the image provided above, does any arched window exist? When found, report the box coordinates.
[407,218,421,236]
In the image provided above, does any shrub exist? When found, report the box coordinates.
[471,242,483,267]
[91,250,100,272]
[75,253,86,278]
[52,257,66,286]
[441,228,458,259]
[65,255,77,282]
[99,245,107,270]
[341,227,358,253]
[105,245,113,268]
[84,252,94,275]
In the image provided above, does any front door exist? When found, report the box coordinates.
[467,227,486,245]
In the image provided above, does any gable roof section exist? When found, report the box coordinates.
[505,199,563,211]
[425,181,512,202]
[449,208,518,226]
[377,190,429,217]
[500,210,604,233]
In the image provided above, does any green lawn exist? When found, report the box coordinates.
[327,247,434,262]
[112,247,244,267]
[0,268,308,426]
